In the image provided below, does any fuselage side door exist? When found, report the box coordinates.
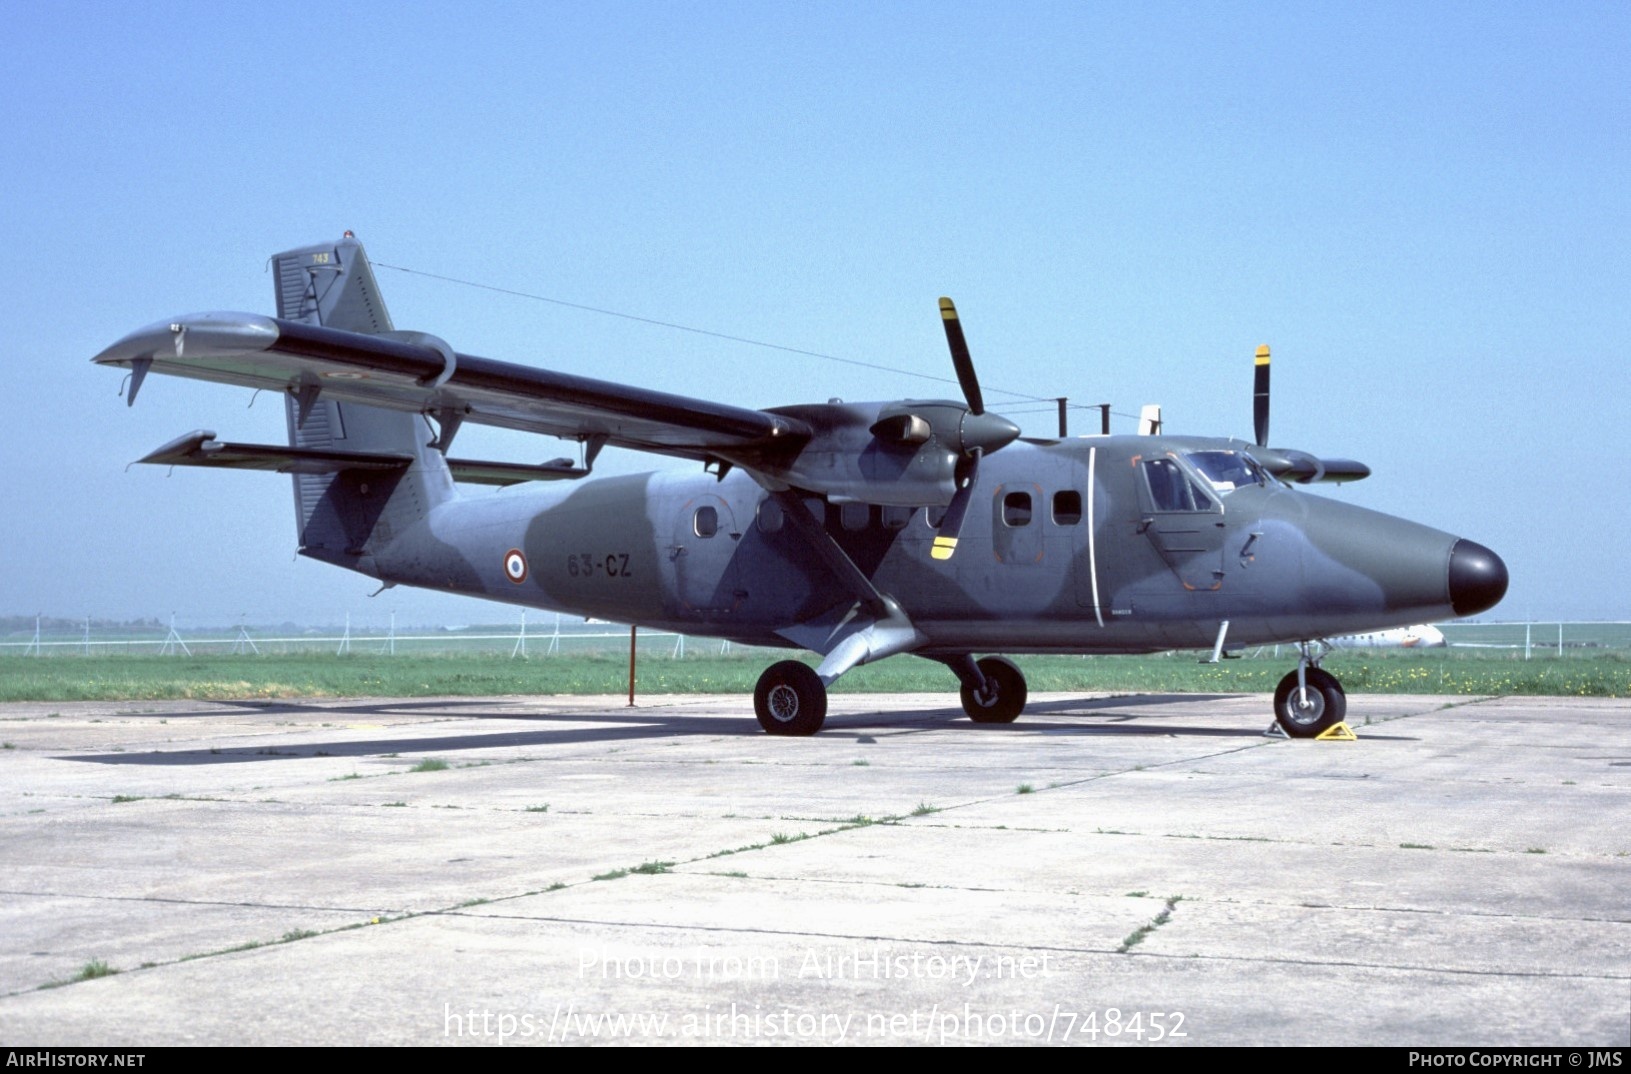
[1138,456,1227,592]
[990,482,1045,567]
[671,494,741,614]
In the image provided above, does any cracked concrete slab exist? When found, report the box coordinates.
[0,691,1626,1046]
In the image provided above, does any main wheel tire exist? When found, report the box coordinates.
[960,655,1028,723]
[1273,667,1346,738]
[754,660,827,736]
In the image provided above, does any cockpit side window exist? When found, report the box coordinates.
[1143,458,1218,512]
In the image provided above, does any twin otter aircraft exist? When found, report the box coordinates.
[94,235,1507,737]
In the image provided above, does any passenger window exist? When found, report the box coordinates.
[1002,492,1033,527]
[881,505,912,530]
[694,505,718,537]
[756,499,783,534]
[1053,490,1082,526]
[840,502,870,531]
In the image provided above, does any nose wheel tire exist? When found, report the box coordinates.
[960,655,1028,723]
[1273,667,1346,737]
[754,660,827,736]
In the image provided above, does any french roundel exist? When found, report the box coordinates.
[503,549,528,584]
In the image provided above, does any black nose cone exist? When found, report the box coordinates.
[1448,539,1508,617]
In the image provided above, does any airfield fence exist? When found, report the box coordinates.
[0,614,744,659]
[2,617,1628,660]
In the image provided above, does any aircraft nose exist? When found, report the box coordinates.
[1448,539,1508,617]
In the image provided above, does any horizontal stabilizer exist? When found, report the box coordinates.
[138,430,589,486]
[138,431,411,474]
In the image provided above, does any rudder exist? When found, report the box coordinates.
[271,234,454,572]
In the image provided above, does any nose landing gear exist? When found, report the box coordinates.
[1272,643,1347,738]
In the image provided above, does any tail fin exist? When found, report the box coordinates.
[271,235,455,572]
[272,233,395,332]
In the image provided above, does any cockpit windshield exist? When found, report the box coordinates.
[1185,450,1270,495]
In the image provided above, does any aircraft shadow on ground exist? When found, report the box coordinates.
[62,693,1295,765]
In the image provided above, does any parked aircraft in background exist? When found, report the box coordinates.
[1325,624,1448,650]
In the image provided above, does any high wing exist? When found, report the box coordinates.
[93,311,812,463]
[93,234,1014,514]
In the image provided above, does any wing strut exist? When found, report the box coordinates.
[766,490,926,683]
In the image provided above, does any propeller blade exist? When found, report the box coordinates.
[931,449,980,561]
[938,297,984,415]
[1253,344,1271,447]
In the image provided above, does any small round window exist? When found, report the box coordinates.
[694,505,719,538]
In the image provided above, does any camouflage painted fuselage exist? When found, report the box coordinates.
[332,431,1482,659]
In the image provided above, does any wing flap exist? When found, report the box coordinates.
[444,457,591,486]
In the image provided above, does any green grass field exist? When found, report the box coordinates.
[0,648,1624,702]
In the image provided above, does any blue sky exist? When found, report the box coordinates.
[3,1,1626,626]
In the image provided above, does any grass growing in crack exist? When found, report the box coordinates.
[770,832,796,845]
[179,938,266,962]
[1400,842,1434,850]
[410,758,449,772]
[1016,784,1034,795]
[1118,896,1183,954]
[592,869,629,882]
[1524,847,1547,854]
[525,804,550,813]
[77,960,117,980]
[630,861,674,875]
[110,795,142,804]
[911,802,939,816]
[850,759,870,767]
[330,772,363,781]
[281,929,319,942]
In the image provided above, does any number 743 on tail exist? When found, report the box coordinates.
[93,235,1507,737]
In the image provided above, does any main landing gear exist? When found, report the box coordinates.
[1272,644,1346,737]
[956,655,1028,723]
[754,660,827,736]
[751,653,1033,736]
